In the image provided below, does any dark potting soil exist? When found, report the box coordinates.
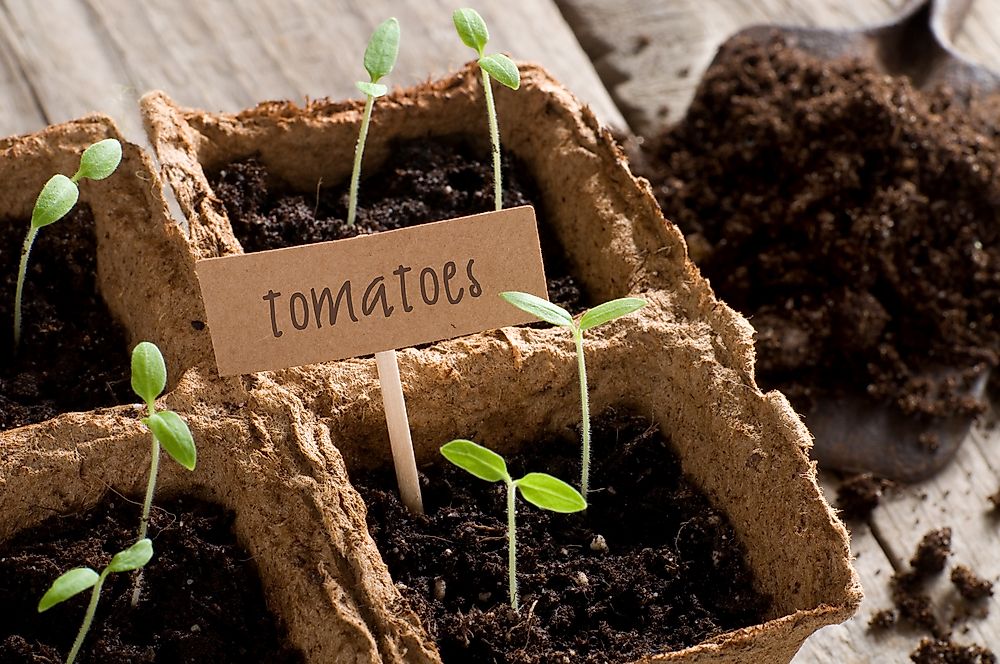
[0,206,133,430]
[641,35,1000,419]
[210,139,588,314]
[0,495,303,663]
[356,411,770,663]
[950,565,994,602]
[836,473,890,521]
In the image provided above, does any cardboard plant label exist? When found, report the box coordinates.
[196,206,548,376]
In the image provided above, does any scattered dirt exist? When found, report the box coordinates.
[640,35,1000,420]
[0,495,303,663]
[950,565,994,602]
[0,205,133,431]
[211,138,587,314]
[910,638,996,664]
[356,411,770,663]
[988,488,1000,512]
[892,569,942,637]
[836,473,891,521]
[910,528,953,576]
[868,608,897,630]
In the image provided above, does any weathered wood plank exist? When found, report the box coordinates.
[0,3,51,135]
[0,0,625,142]
[554,0,904,135]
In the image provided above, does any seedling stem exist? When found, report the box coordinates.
[500,292,647,495]
[482,68,502,211]
[441,439,585,611]
[347,17,399,226]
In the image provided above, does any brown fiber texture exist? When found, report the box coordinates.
[0,116,211,387]
[135,63,862,661]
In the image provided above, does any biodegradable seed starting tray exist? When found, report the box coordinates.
[0,370,432,663]
[0,116,209,390]
[1,63,861,662]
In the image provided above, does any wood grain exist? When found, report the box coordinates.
[0,0,625,142]
[555,0,905,135]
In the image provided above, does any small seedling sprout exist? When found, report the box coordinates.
[38,538,153,664]
[13,138,122,350]
[441,439,585,611]
[130,341,196,605]
[452,8,520,211]
[500,292,647,496]
[348,17,400,227]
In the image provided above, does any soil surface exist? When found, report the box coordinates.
[0,206,133,430]
[641,35,1000,419]
[0,495,303,663]
[356,411,770,663]
[211,138,587,313]
[951,565,994,602]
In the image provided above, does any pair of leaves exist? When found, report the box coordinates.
[38,539,153,612]
[452,8,520,90]
[441,440,586,513]
[131,341,196,471]
[30,138,122,230]
[500,292,648,331]
[357,17,399,98]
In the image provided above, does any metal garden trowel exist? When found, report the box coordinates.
[714,0,1000,482]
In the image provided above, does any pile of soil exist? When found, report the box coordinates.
[211,139,587,314]
[0,206,133,430]
[0,495,303,663]
[356,411,770,663]
[911,638,996,664]
[836,473,891,521]
[642,35,1000,419]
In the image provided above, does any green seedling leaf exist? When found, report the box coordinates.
[516,473,587,513]
[579,297,648,331]
[37,567,99,612]
[453,7,488,55]
[500,291,574,328]
[364,17,400,83]
[479,53,520,90]
[131,341,166,406]
[30,174,79,229]
[108,538,153,573]
[143,410,196,470]
[441,439,509,482]
[356,81,389,97]
[75,138,122,181]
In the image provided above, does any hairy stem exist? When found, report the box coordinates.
[347,95,376,226]
[574,328,591,496]
[131,402,158,606]
[66,570,107,664]
[13,227,39,351]
[482,68,502,211]
[507,480,518,611]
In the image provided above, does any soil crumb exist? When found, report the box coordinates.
[642,34,1000,420]
[0,205,132,431]
[951,565,994,602]
[837,473,890,520]
[356,411,770,663]
[911,528,953,576]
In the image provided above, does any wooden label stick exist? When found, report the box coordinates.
[375,348,423,514]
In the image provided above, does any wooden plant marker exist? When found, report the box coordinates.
[195,206,548,513]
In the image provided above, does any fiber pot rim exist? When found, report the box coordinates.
[0,368,436,663]
[0,114,212,433]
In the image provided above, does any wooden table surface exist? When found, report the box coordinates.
[2,1,998,661]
